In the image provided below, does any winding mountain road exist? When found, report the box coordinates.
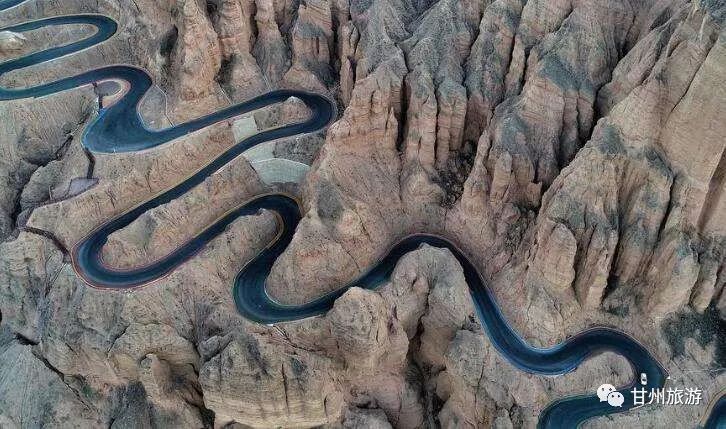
[2,1,719,427]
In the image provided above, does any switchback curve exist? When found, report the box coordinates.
[1,2,706,428]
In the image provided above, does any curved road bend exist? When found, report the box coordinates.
[3,1,719,428]
[701,392,726,429]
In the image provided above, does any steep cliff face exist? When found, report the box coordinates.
[1,0,725,427]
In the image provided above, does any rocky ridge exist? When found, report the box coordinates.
[1,0,725,428]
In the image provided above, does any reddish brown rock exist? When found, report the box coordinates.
[2,0,726,427]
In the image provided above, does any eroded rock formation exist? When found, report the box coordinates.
[1,0,725,427]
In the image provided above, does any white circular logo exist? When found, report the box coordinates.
[597,384,617,402]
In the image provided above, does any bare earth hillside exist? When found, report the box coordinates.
[0,0,724,427]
